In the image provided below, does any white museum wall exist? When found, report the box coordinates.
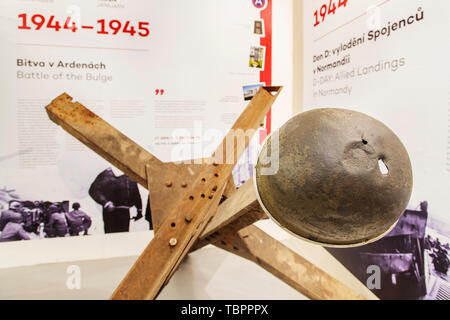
[0,1,379,300]
[0,0,295,270]
[271,0,294,130]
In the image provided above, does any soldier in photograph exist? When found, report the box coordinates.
[44,204,68,238]
[0,210,30,242]
[65,202,92,236]
[89,168,143,233]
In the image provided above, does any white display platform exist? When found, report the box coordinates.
[0,220,376,300]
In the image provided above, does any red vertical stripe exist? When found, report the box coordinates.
[260,0,272,134]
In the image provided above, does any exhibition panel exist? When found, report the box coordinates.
[303,0,450,300]
[0,0,448,303]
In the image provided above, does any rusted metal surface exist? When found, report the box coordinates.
[110,87,282,299]
[46,90,376,300]
[145,87,282,232]
[213,225,369,300]
[45,93,160,188]
[255,108,413,247]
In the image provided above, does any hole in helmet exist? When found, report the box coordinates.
[378,158,389,175]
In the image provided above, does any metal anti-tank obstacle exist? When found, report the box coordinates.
[45,87,411,300]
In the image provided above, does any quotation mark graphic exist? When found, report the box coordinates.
[155,89,165,95]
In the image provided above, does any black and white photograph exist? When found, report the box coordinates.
[0,166,153,243]
[327,201,450,300]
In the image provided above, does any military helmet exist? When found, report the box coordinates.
[255,108,413,247]
[9,201,23,211]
